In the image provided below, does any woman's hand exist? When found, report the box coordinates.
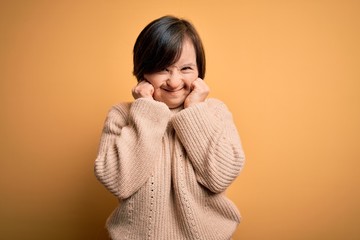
[132,80,154,100]
[184,78,210,108]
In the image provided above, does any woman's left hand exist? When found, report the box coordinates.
[184,78,210,108]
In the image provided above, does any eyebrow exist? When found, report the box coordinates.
[177,63,196,68]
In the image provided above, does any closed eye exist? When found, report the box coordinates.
[158,68,170,74]
[181,66,193,71]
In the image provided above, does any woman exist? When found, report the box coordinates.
[95,15,245,240]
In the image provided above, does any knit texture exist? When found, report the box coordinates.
[95,98,245,240]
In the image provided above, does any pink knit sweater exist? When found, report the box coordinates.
[95,98,245,240]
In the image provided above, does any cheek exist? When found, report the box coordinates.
[184,77,196,87]
[184,70,199,86]
[152,89,165,103]
[144,75,164,88]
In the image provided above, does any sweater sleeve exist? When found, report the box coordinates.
[94,98,171,199]
[171,98,245,193]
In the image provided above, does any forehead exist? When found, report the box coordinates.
[175,37,196,66]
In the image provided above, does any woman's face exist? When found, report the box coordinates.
[143,37,199,109]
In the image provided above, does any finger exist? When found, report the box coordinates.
[191,78,207,91]
[190,78,201,90]
[132,81,154,99]
[137,80,150,86]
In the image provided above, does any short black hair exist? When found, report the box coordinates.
[133,15,206,81]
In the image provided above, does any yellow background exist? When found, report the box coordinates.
[1,0,359,239]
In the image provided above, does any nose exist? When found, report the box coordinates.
[166,70,182,88]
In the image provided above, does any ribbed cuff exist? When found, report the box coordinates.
[171,102,222,145]
[130,98,171,130]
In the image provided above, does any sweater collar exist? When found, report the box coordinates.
[169,104,184,115]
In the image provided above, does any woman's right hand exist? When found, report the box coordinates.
[132,80,154,100]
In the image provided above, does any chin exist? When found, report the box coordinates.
[166,102,184,109]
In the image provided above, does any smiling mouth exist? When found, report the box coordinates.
[163,87,184,92]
